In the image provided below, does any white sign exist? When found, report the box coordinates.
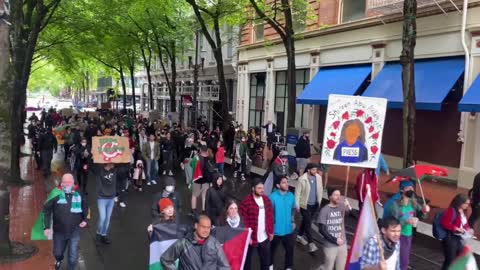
[321,95,387,168]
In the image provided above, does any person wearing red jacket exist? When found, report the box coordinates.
[355,168,379,212]
[440,193,474,270]
[240,178,274,270]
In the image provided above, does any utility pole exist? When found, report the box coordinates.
[192,30,199,131]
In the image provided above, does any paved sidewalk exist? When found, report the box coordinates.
[0,156,57,270]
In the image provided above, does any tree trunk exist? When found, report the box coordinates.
[0,1,12,254]
[285,38,297,129]
[119,65,127,111]
[140,46,154,111]
[169,42,177,113]
[400,0,417,168]
[85,71,90,102]
[129,63,137,117]
[213,21,230,130]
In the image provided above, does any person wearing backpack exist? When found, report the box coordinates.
[440,193,474,270]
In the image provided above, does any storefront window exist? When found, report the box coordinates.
[274,69,310,134]
[342,0,366,23]
[249,73,266,128]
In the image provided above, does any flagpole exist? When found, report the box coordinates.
[342,166,351,244]
[417,180,427,205]
[367,184,385,263]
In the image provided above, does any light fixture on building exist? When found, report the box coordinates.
[469,111,477,120]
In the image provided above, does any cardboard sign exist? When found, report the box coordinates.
[60,108,74,117]
[92,136,131,164]
[321,95,387,169]
[149,111,161,121]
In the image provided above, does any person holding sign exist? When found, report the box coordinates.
[360,217,401,270]
[94,163,117,244]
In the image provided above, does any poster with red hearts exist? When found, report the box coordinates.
[321,95,387,168]
[92,136,131,164]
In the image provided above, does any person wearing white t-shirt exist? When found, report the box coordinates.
[240,179,274,270]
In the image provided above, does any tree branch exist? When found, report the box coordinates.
[248,0,287,41]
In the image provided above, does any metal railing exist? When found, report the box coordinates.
[152,85,220,101]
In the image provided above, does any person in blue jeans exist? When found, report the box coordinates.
[94,163,117,244]
[269,176,297,270]
[43,173,88,270]
[141,134,160,185]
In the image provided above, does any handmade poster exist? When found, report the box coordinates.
[60,108,74,117]
[92,136,131,164]
[321,95,387,168]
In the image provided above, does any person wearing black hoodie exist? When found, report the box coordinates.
[205,174,227,225]
[93,163,117,244]
[469,172,480,229]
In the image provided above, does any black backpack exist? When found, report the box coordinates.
[432,208,456,241]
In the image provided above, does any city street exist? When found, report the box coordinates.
[35,151,468,270]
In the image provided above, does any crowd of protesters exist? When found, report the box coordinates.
[27,108,480,270]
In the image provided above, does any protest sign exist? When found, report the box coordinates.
[92,136,131,163]
[321,95,387,169]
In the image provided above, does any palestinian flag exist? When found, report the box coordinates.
[448,246,478,270]
[53,124,71,145]
[212,226,252,270]
[190,155,203,182]
[31,188,63,240]
[149,223,178,270]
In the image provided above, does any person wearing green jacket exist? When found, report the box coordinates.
[234,136,248,181]
[387,181,430,270]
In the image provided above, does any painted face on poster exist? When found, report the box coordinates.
[321,95,387,168]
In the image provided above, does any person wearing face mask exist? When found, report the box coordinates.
[360,217,401,270]
[387,181,430,270]
[294,131,311,175]
[152,177,181,220]
[74,138,91,195]
[41,174,88,270]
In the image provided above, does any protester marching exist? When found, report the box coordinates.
[24,99,480,270]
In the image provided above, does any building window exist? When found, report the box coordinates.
[249,73,266,128]
[226,26,234,59]
[274,69,310,133]
[342,0,366,23]
[253,22,264,41]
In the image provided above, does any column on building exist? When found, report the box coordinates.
[307,51,321,143]
[264,58,275,138]
[459,30,480,188]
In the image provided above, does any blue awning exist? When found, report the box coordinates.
[459,75,480,112]
[362,57,464,111]
[296,65,371,105]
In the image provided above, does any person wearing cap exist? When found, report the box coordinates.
[295,163,323,253]
[271,151,289,187]
[386,180,430,270]
[294,131,311,175]
[240,178,274,270]
[269,176,296,270]
[147,198,176,235]
[205,173,227,225]
[151,177,181,220]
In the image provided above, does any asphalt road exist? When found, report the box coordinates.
[44,157,474,270]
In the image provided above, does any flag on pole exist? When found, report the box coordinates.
[448,246,478,270]
[149,223,178,270]
[345,185,380,270]
[212,226,252,270]
[190,155,203,182]
[31,188,63,240]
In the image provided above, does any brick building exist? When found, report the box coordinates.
[235,0,480,188]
